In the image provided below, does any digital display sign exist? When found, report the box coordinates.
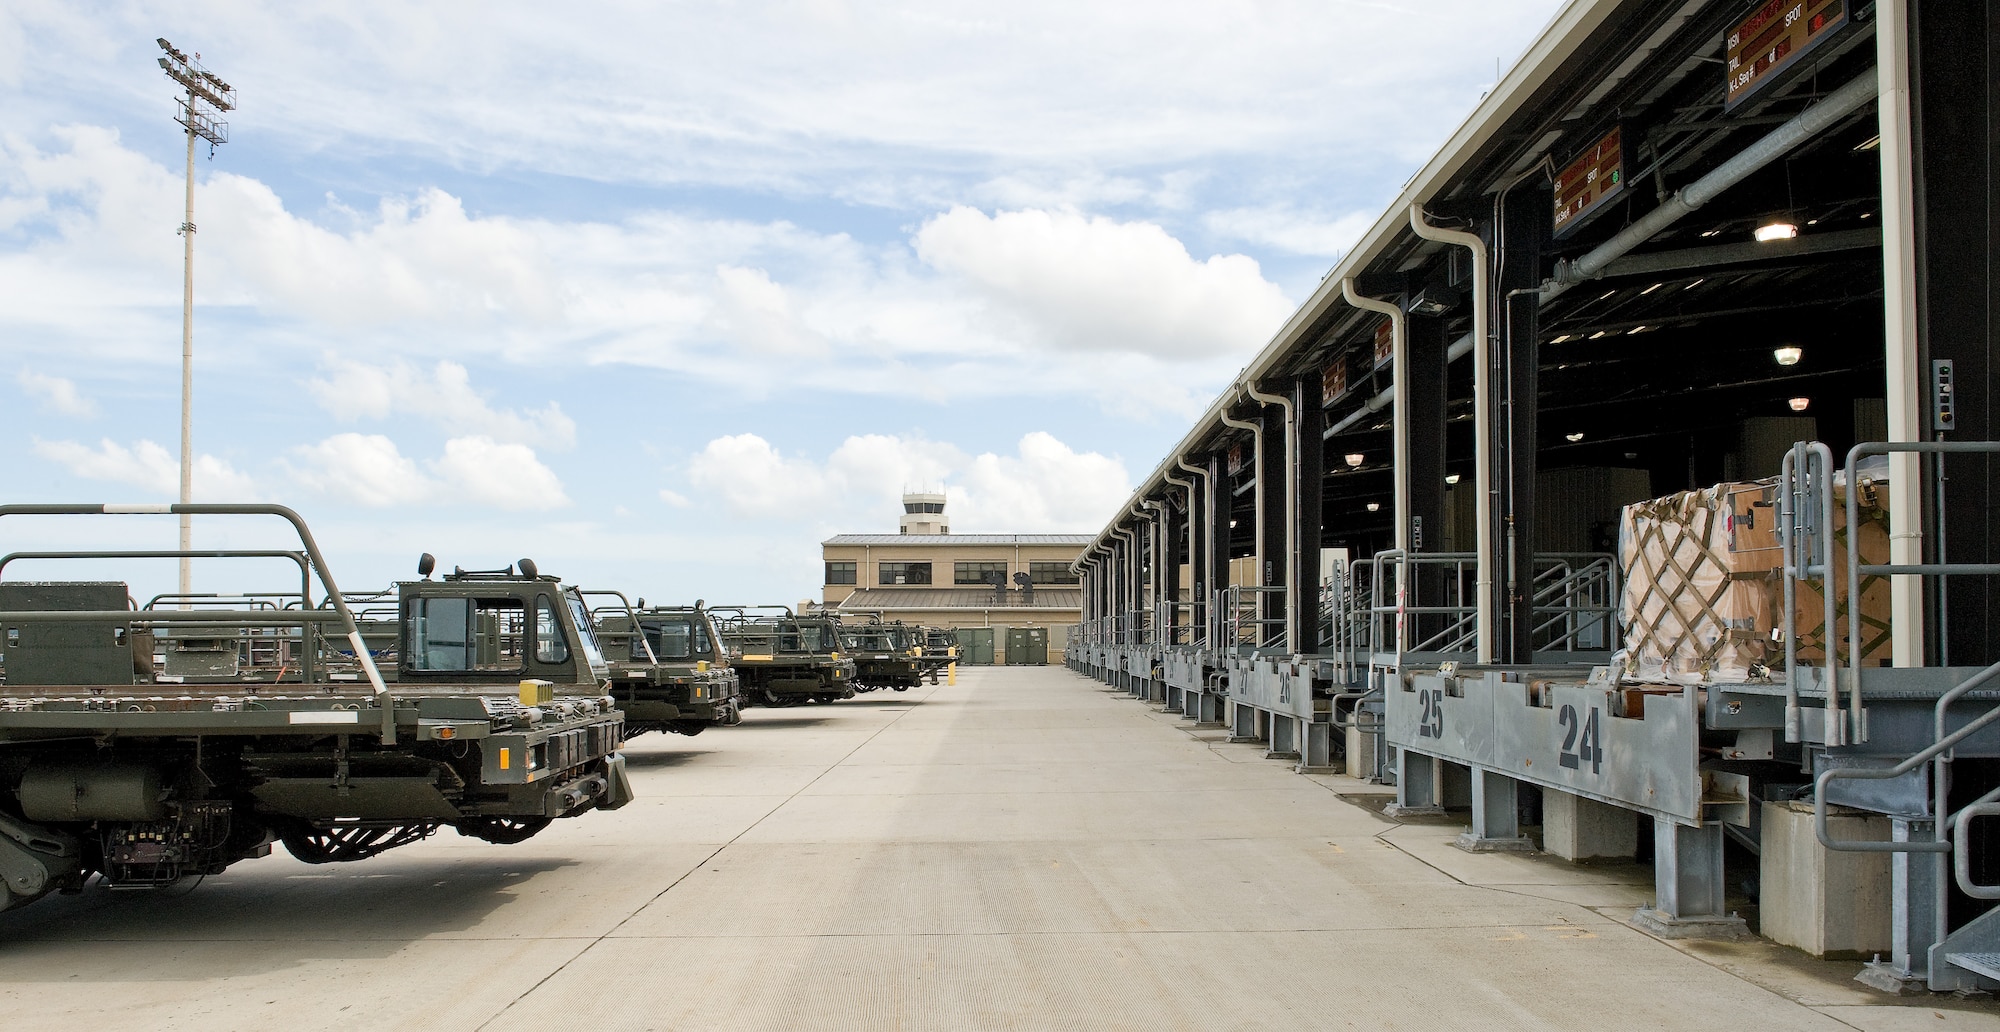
[1552,125,1623,240]
[1725,0,1848,110]
[1321,361,1348,406]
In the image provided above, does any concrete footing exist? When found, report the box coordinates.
[1630,907,1750,940]
[1543,789,1638,861]
[1760,801,1892,959]
[1344,723,1378,780]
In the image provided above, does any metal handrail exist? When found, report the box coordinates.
[0,503,391,740]
[1529,553,1619,652]
[1221,584,1286,650]
[1368,550,1478,656]
[1804,441,2000,904]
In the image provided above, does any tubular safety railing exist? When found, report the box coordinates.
[1221,585,1286,652]
[1368,550,1479,658]
[1799,442,2000,908]
[1530,553,1619,653]
[1157,599,1207,648]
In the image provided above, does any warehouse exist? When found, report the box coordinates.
[1070,0,1999,992]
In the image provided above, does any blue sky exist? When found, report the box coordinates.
[2,0,1563,605]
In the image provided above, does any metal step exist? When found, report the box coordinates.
[1945,952,2000,983]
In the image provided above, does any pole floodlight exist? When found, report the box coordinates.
[158,38,236,602]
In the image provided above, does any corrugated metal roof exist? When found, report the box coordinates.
[835,587,1083,611]
[821,534,1093,546]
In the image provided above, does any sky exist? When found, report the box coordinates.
[1,0,1565,606]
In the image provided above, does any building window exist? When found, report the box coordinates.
[824,561,857,585]
[878,562,932,585]
[1029,562,1080,585]
[955,561,1008,585]
[903,501,945,514]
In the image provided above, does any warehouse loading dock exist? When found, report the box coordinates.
[1069,0,2000,992]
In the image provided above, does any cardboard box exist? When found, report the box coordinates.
[1618,475,1890,683]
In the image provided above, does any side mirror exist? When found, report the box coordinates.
[417,553,436,578]
[517,558,539,579]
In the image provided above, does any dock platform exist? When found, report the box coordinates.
[1,667,1993,1030]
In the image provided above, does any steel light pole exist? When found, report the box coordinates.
[157,38,235,600]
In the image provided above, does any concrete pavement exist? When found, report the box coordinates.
[1,666,1996,1030]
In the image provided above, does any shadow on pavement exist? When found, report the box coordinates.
[0,854,578,978]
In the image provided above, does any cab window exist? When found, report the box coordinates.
[642,621,695,660]
[406,596,525,672]
[535,596,570,664]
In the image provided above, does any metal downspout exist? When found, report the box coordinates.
[1874,1,1924,668]
[1175,456,1211,643]
[1144,499,1169,643]
[1409,205,1496,664]
[1163,470,1194,643]
[1542,70,1879,302]
[1343,279,1410,655]
[1219,398,1265,598]
[1244,382,1298,653]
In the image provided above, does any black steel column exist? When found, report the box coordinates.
[1914,0,1997,665]
[1498,183,1549,663]
[1293,374,1325,652]
[1408,313,1450,649]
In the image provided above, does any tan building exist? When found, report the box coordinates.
[820,493,1087,663]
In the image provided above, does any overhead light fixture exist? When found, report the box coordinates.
[1701,227,1723,238]
[1366,502,1381,512]
[1640,282,1663,295]
[1755,218,1799,243]
[1344,453,1365,468]
[1405,284,1458,317]
[1773,345,1803,366]
[1629,325,1653,334]
[1445,474,1461,485]
[1565,432,1585,443]
[1550,334,1574,344]
[1854,134,1881,152]
[1860,212,1873,219]
[1589,330,1609,339]
[1685,278,1704,290]
[1789,397,1811,412]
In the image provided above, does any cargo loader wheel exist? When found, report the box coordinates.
[455,816,553,845]
[280,822,438,863]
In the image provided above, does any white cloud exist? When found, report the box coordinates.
[33,437,258,499]
[5,3,1560,192]
[284,433,569,511]
[915,207,1293,359]
[682,430,1125,533]
[1203,207,1378,258]
[657,489,692,509]
[686,434,832,516]
[433,436,569,511]
[2,130,1263,417]
[309,359,576,449]
[955,432,1134,532]
[17,369,95,416]
[286,433,429,507]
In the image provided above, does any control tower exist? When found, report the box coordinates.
[899,491,948,535]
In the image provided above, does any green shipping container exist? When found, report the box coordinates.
[1004,627,1048,665]
[956,627,995,665]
